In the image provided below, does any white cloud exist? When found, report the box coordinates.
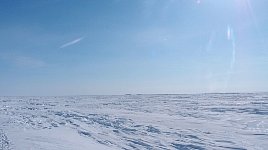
[60,37,84,49]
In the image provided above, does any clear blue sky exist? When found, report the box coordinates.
[0,0,268,96]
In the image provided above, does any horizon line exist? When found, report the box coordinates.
[1,91,267,97]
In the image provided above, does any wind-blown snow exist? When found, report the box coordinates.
[0,93,267,150]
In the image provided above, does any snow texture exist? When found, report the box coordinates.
[0,93,267,150]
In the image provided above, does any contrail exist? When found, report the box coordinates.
[60,37,84,49]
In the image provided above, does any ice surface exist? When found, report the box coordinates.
[0,93,267,149]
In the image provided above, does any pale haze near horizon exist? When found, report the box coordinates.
[0,0,268,96]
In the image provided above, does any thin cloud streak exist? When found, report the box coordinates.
[205,31,215,52]
[14,56,47,68]
[0,53,47,68]
[60,37,84,49]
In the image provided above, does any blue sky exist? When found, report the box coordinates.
[0,0,268,96]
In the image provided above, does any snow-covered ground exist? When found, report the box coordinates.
[0,93,267,150]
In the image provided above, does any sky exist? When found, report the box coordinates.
[0,0,268,96]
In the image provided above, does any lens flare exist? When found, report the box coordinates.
[224,25,236,91]
[227,26,236,69]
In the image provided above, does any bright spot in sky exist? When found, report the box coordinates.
[227,26,232,40]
